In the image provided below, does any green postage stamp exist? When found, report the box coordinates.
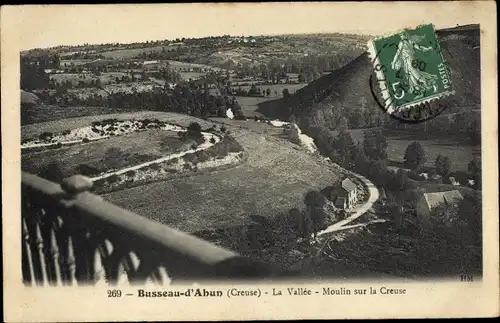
[367,24,454,114]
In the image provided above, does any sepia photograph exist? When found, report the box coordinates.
[2,2,498,321]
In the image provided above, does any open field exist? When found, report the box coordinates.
[104,124,341,233]
[231,83,307,95]
[343,128,479,173]
[21,130,195,178]
[21,111,218,139]
[167,60,221,71]
[386,130,479,173]
[60,59,94,67]
[234,96,277,117]
[100,46,167,59]
[179,72,206,80]
[21,105,143,126]
[50,72,131,85]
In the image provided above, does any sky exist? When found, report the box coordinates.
[2,2,489,51]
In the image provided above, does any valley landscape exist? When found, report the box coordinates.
[21,24,482,281]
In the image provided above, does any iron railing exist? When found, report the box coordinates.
[21,172,282,286]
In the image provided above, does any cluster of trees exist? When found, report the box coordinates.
[100,83,244,119]
[21,57,52,91]
[385,112,481,141]
[150,67,182,83]
[226,50,361,84]
[311,125,481,196]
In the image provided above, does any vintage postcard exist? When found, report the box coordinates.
[2,2,498,321]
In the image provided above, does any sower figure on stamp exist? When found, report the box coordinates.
[391,32,439,99]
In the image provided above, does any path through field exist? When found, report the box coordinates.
[21,121,221,181]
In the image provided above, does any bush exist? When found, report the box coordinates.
[150,163,161,170]
[209,137,216,144]
[107,174,120,183]
[39,132,53,140]
[220,125,227,133]
[125,170,136,177]
[93,179,106,187]
[82,138,90,143]
[187,122,202,133]
[408,170,425,181]
[76,164,100,177]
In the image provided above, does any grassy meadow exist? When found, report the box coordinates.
[104,125,341,233]
[345,128,479,173]
[21,130,193,178]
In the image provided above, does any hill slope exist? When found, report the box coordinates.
[257,25,481,132]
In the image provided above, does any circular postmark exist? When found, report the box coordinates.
[367,24,454,123]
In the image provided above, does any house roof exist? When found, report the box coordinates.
[341,178,357,192]
[422,190,464,210]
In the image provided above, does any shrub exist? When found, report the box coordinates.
[209,137,216,144]
[125,170,136,177]
[107,174,120,183]
[82,138,90,143]
[93,179,106,187]
[408,170,425,181]
[220,125,227,133]
[187,122,202,133]
[150,163,161,170]
[62,130,71,135]
[183,163,191,170]
[39,132,53,140]
[76,164,100,176]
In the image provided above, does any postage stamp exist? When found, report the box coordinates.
[367,24,454,118]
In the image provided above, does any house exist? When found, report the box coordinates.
[419,172,429,180]
[416,190,464,231]
[330,178,358,210]
[142,60,161,71]
[449,176,460,186]
[334,197,347,210]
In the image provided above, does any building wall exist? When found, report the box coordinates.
[416,197,431,231]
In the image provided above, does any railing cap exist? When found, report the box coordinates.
[61,175,93,194]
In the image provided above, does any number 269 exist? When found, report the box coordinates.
[107,290,122,297]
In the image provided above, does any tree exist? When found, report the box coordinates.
[403,142,427,171]
[282,88,290,99]
[388,202,403,230]
[331,130,357,170]
[395,168,409,191]
[363,129,388,160]
[468,157,481,187]
[265,88,271,96]
[435,154,451,177]
[304,191,327,239]
[337,116,349,133]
